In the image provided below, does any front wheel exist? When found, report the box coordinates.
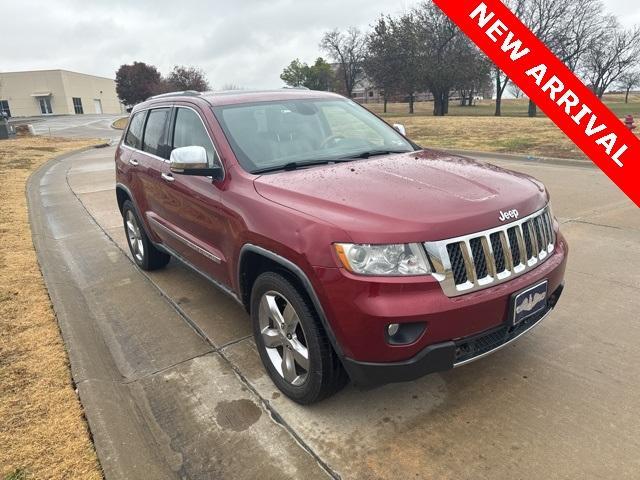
[250,272,347,404]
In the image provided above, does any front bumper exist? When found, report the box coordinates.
[312,233,568,384]
[343,283,564,386]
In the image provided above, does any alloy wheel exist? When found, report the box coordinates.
[125,210,145,263]
[258,291,310,386]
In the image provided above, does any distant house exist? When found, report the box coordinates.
[0,69,125,117]
[329,64,491,104]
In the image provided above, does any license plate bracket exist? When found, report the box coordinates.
[510,280,548,326]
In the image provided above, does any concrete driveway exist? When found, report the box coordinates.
[11,114,123,141]
[28,147,640,479]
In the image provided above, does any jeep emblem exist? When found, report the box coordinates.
[499,209,519,222]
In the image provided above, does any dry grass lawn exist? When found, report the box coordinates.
[0,137,103,480]
[404,116,640,159]
[400,116,586,159]
[111,116,129,130]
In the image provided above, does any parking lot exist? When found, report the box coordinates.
[29,146,639,479]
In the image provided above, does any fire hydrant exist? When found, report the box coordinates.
[624,115,636,131]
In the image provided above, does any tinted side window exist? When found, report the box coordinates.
[142,108,170,158]
[124,111,146,149]
[173,108,219,167]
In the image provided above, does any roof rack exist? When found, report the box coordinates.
[147,90,202,100]
[282,86,310,90]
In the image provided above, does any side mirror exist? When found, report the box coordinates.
[169,146,223,180]
[393,124,407,136]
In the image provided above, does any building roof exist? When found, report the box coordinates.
[0,69,115,81]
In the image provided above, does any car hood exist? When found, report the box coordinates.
[253,150,548,243]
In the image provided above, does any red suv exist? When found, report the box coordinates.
[115,89,568,404]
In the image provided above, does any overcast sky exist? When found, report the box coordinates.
[4,0,640,89]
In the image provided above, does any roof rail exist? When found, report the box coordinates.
[147,90,202,100]
[282,86,310,90]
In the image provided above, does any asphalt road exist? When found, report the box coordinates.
[28,146,640,479]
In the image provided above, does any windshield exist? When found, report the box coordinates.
[212,98,415,173]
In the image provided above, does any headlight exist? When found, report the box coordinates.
[334,243,431,276]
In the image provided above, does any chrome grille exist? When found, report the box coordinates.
[424,206,556,297]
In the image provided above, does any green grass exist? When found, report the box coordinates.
[4,469,28,480]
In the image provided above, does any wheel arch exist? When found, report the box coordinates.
[238,244,344,359]
[115,183,133,214]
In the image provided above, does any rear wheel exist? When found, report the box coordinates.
[250,272,347,404]
[122,200,170,271]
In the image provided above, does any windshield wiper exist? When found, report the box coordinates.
[252,159,352,174]
[341,149,412,160]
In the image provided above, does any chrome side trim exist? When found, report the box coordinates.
[453,308,552,367]
[148,217,221,264]
[424,206,556,297]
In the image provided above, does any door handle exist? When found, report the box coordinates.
[129,158,139,166]
[161,173,175,183]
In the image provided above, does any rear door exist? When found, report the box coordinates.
[133,107,174,243]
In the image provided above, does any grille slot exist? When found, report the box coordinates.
[534,217,545,252]
[470,238,488,279]
[522,221,534,259]
[425,207,556,297]
[489,232,506,273]
[447,243,468,285]
[507,227,521,266]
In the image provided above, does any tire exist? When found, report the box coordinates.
[250,271,348,404]
[122,200,170,271]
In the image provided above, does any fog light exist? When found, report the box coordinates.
[386,322,427,345]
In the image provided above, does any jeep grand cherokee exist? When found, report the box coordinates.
[115,89,568,404]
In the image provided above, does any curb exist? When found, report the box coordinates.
[110,117,128,131]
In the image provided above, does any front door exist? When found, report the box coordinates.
[94,99,103,114]
[157,106,231,286]
[39,97,52,114]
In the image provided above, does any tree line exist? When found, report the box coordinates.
[115,62,211,107]
[281,0,640,116]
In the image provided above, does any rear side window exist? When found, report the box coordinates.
[124,111,146,149]
[173,108,219,166]
[142,108,170,158]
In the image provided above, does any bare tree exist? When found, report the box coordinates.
[583,18,640,99]
[413,2,487,116]
[493,0,527,116]
[509,83,524,99]
[519,0,573,116]
[320,28,366,97]
[165,65,210,92]
[617,71,640,104]
[553,0,605,71]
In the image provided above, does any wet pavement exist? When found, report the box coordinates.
[29,147,640,479]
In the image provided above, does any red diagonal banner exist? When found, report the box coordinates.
[433,0,640,208]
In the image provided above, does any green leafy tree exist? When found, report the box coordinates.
[307,58,334,91]
[280,59,309,87]
[280,58,334,91]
